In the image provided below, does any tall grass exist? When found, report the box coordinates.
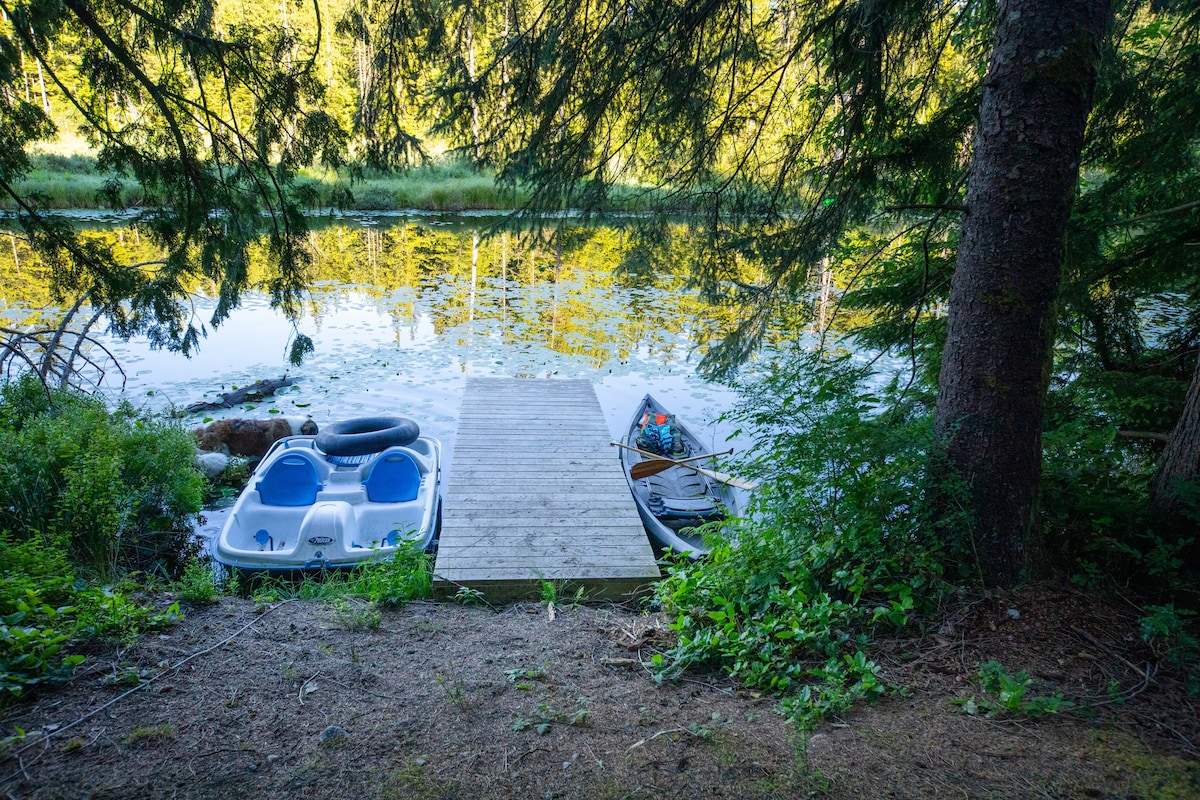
[240,541,433,607]
[3,154,682,213]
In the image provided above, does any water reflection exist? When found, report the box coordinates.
[0,217,779,448]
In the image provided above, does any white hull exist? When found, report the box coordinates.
[212,435,441,571]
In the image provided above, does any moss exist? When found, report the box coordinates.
[1091,730,1200,800]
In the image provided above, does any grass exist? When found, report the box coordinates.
[121,722,175,745]
[5,152,674,213]
[242,543,433,608]
[3,154,529,212]
[298,170,527,211]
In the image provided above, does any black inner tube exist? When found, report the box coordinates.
[316,416,420,456]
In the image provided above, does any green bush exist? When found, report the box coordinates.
[1040,414,1194,593]
[656,351,951,729]
[0,533,81,698]
[0,376,204,580]
[1140,605,1199,696]
[0,532,182,701]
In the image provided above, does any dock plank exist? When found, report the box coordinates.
[433,378,660,600]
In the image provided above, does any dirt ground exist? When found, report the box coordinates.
[1,587,1197,800]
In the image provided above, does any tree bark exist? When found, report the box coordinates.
[933,0,1111,587]
[1150,352,1200,527]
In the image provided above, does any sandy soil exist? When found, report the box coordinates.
[1,588,1197,799]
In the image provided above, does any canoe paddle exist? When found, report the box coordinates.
[611,441,760,491]
[629,448,733,480]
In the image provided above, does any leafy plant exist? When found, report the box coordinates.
[0,377,204,580]
[504,666,546,690]
[351,542,432,607]
[452,586,487,606]
[955,661,1074,718]
[656,351,947,728]
[328,598,382,631]
[74,589,182,646]
[172,561,223,604]
[436,674,466,705]
[0,597,84,698]
[1140,605,1200,696]
[0,531,182,701]
[511,698,589,735]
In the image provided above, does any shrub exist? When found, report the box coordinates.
[0,533,82,698]
[657,350,952,729]
[1040,410,1194,594]
[0,376,204,580]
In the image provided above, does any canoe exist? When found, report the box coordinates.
[619,395,741,557]
[212,416,441,571]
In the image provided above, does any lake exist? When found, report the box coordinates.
[2,213,818,536]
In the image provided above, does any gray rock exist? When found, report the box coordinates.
[195,450,229,478]
[318,725,349,746]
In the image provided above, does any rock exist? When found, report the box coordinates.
[193,417,317,458]
[195,450,230,478]
[318,725,349,746]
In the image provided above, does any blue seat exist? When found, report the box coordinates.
[256,453,324,506]
[363,452,421,503]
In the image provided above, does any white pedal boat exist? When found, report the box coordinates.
[212,416,441,571]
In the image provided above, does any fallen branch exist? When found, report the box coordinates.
[185,376,296,413]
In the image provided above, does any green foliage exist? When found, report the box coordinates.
[452,586,487,606]
[348,542,433,607]
[1,0,345,360]
[656,351,949,728]
[0,377,204,579]
[511,698,589,735]
[328,598,382,631]
[955,661,1073,719]
[73,588,181,646]
[0,594,84,699]
[0,533,79,698]
[202,456,253,508]
[171,561,223,605]
[0,532,181,701]
[780,652,887,729]
[241,543,432,607]
[1040,411,1194,593]
[1139,605,1200,696]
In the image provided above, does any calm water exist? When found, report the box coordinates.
[3,213,800,536]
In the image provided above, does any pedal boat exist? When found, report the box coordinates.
[212,416,441,571]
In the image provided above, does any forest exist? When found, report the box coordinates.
[0,0,1198,793]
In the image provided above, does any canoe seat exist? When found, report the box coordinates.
[648,494,725,522]
[363,451,421,503]
[256,453,324,506]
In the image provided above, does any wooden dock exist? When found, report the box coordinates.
[432,378,660,600]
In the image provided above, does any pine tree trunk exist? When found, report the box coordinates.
[1150,354,1200,526]
[933,0,1110,587]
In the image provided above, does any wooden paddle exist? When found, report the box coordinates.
[611,441,759,491]
[629,448,733,480]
